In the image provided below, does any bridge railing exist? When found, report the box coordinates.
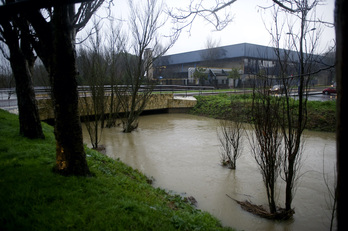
[31,85,217,97]
[0,85,216,108]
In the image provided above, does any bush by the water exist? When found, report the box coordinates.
[191,93,336,132]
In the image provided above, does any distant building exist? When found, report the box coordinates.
[153,43,332,87]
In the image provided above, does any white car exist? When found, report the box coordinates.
[269,85,285,93]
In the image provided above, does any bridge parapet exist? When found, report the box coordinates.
[37,93,197,121]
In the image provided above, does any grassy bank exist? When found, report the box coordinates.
[191,94,336,132]
[0,109,233,231]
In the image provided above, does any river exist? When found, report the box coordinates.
[82,113,336,231]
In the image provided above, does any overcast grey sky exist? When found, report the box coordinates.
[163,0,335,55]
[90,0,335,55]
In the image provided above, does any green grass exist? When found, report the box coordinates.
[306,100,336,132]
[191,94,253,122]
[0,109,234,231]
[191,93,336,132]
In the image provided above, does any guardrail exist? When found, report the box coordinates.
[0,85,216,110]
[2,85,217,99]
[78,85,215,94]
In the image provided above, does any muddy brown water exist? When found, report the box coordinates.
[83,113,336,231]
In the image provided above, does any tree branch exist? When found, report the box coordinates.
[73,0,105,32]
[169,0,237,31]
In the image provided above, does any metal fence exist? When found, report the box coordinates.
[0,85,219,110]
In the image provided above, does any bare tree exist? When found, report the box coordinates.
[248,79,284,215]
[104,19,125,128]
[201,36,224,65]
[117,0,179,133]
[217,118,243,169]
[169,0,237,31]
[32,60,50,87]
[264,0,324,212]
[0,57,14,90]
[78,19,107,149]
[169,0,342,228]
[199,36,226,87]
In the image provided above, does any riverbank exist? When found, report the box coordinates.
[191,94,336,132]
[0,109,233,231]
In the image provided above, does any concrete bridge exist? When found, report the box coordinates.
[1,85,328,121]
[36,93,197,121]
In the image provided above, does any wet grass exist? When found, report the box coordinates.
[192,93,336,132]
[0,109,234,231]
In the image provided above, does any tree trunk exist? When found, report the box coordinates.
[268,183,277,214]
[335,0,347,230]
[285,156,295,211]
[51,4,90,176]
[10,50,44,139]
[1,18,44,139]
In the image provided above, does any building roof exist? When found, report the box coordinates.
[156,43,300,66]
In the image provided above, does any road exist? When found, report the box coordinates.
[0,87,336,113]
[0,91,17,112]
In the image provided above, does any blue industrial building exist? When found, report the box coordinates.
[154,43,330,87]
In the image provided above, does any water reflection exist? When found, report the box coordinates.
[83,113,336,231]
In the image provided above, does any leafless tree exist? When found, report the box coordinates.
[169,0,343,228]
[217,118,243,169]
[169,0,237,31]
[78,19,107,149]
[199,36,226,87]
[248,79,284,215]
[201,36,224,64]
[32,60,50,87]
[104,19,125,128]
[117,0,179,133]
[0,58,14,89]
[264,0,325,212]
